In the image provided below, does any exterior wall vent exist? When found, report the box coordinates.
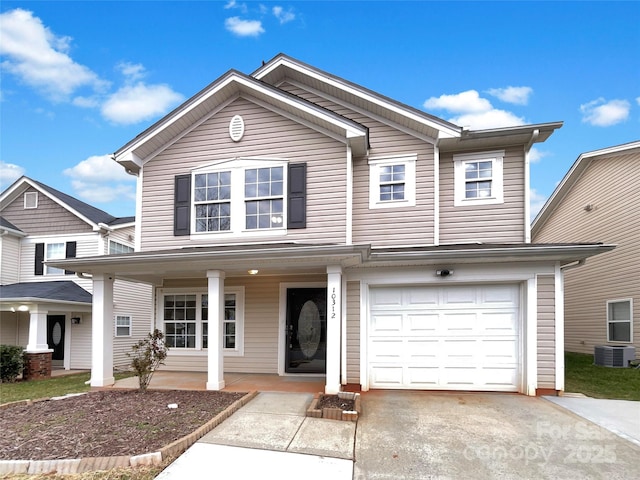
[229,115,245,142]
[24,191,38,209]
[594,345,636,367]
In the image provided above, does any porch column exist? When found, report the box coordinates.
[91,273,115,387]
[326,265,343,394]
[206,270,225,390]
[25,307,50,352]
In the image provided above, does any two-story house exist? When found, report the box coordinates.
[50,54,612,395]
[0,177,152,377]
[532,141,639,362]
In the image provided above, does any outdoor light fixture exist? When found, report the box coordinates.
[71,317,82,325]
[436,269,453,277]
[248,269,259,275]
[18,305,29,312]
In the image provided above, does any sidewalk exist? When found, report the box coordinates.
[155,392,355,479]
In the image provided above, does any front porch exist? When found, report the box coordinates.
[108,371,326,394]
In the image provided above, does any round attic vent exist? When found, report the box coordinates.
[229,115,245,142]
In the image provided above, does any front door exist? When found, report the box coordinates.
[285,288,327,374]
[47,315,65,363]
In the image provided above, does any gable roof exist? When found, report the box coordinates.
[0,216,25,236]
[0,177,134,230]
[532,140,640,234]
[0,281,92,305]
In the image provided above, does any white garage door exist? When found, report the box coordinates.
[368,284,520,392]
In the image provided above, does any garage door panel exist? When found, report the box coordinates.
[369,284,520,392]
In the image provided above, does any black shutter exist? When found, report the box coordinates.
[65,241,76,275]
[34,243,44,276]
[174,174,191,236]
[288,163,307,229]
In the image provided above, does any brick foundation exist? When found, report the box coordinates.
[23,352,53,380]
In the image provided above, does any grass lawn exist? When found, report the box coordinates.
[565,352,640,401]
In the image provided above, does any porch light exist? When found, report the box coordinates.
[248,269,259,275]
[18,305,29,312]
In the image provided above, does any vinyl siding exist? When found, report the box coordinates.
[0,235,21,284]
[70,315,92,369]
[113,280,154,368]
[280,82,436,247]
[161,274,326,373]
[0,311,30,346]
[346,281,360,384]
[534,152,640,357]
[139,97,347,251]
[537,275,556,388]
[439,147,526,243]
[1,187,92,235]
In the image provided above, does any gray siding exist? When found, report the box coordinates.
[139,98,347,251]
[534,152,640,356]
[346,281,360,384]
[0,235,21,284]
[439,147,526,243]
[1,187,92,235]
[537,274,556,389]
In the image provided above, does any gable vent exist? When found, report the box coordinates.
[24,191,38,209]
[229,115,245,142]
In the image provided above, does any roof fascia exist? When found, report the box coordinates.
[532,140,640,233]
[254,55,461,139]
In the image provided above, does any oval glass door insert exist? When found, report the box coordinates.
[297,300,321,359]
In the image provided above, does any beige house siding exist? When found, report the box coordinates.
[0,312,30,347]
[1,187,92,235]
[69,315,92,369]
[345,281,360,384]
[439,147,526,244]
[113,281,154,368]
[139,98,347,251]
[0,235,21,284]
[533,153,640,356]
[537,275,556,389]
[281,82,437,246]
[162,274,326,374]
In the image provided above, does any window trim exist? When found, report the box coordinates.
[368,154,417,209]
[45,242,66,276]
[157,287,245,356]
[109,240,135,255]
[24,191,38,209]
[453,150,504,207]
[115,315,132,337]
[606,298,633,343]
[190,158,288,237]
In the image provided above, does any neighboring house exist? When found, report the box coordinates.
[532,141,639,360]
[0,177,152,374]
[51,54,612,395]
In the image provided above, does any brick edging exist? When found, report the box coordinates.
[0,390,258,476]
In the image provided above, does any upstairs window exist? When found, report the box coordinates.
[194,171,231,232]
[109,240,134,254]
[46,243,66,275]
[454,150,504,206]
[245,167,284,229]
[369,154,417,209]
[35,241,76,276]
[607,299,633,343]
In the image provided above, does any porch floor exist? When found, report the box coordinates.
[108,371,326,393]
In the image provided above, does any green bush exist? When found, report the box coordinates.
[127,329,169,392]
[0,345,24,383]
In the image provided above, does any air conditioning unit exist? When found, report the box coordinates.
[594,345,636,367]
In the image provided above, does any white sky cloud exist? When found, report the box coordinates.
[273,6,296,24]
[530,187,548,222]
[225,17,265,37]
[487,86,533,105]
[117,62,146,82]
[580,98,630,126]
[0,161,25,189]
[0,9,108,101]
[424,89,527,129]
[224,0,248,13]
[529,147,549,164]
[101,83,184,125]
[63,154,136,204]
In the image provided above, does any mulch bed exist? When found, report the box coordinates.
[316,394,355,411]
[0,390,245,460]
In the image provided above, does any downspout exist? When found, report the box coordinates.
[433,140,440,246]
[346,145,353,245]
[524,129,539,243]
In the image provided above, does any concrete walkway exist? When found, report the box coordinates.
[156,392,354,479]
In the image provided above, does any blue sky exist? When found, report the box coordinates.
[1,1,638,219]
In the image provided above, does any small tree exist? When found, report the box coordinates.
[0,345,24,383]
[127,329,168,392]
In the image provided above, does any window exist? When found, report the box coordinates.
[607,299,633,343]
[369,154,417,209]
[45,243,66,275]
[194,171,231,232]
[160,287,244,354]
[109,240,134,254]
[453,150,504,206]
[115,315,132,337]
[245,167,284,229]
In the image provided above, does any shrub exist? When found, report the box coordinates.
[127,329,169,392]
[0,345,24,383]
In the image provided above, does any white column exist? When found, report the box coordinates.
[206,270,225,390]
[326,265,343,394]
[91,273,115,387]
[25,307,51,352]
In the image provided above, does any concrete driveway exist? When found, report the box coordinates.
[355,391,640,479]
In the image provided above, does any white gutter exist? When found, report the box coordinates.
[433,142,440,245]
[346,145,353,245]
[524,129,539,243]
